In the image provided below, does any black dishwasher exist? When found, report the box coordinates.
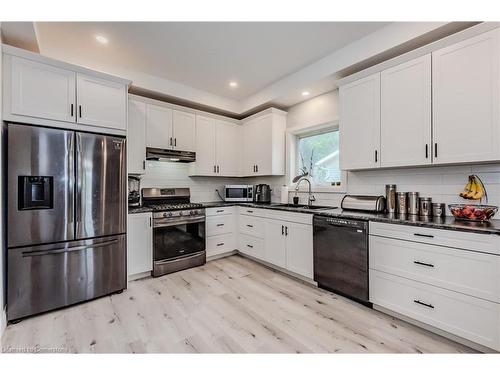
[313,216,370,306]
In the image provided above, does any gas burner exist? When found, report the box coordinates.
[148,202,203,212]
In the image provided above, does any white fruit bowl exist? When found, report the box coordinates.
[449,204,498,222]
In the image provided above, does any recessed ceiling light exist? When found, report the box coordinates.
[302,91,310,96]
[95,35,109,44]
[229,81,238,88]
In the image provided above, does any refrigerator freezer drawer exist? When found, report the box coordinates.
[7,234,126,321]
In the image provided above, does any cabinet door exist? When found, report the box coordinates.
[432,28,500,164]
[127,213,153,277]
[76,73,127,130]
[253,115,273,175]
[172,110,195,151]
[127,99,147,174]
[9,56,76,123]
[194,115,216,175]
[285,222,313,279]
[264,220,286,268]
[146,104,172,149]
[242,119,259,175]
[381,55,432,167]
[216,120,241,176]
[339,73,381,170]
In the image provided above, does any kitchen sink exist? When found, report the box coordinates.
[271,203,337,210]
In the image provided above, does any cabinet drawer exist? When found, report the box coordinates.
[370,270,500,351]
[239,206,267,218]
[370,222,500,255]
[265,209,313,225]
[239,233,265,260]
[370,236,500,302]
[206,233,235,257]
[239,215,265,238]
[206,215,234,236]
[206,206,235,216]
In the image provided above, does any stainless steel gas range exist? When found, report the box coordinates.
[141,188,206,277]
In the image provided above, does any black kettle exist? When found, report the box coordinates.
[254,184,272,203]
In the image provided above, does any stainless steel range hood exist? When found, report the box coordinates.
[146,147,196,163]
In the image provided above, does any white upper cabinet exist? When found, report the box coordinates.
[127,99,147,174]
[76,73,127,130]
[380,54,432,167]
[7,55,76,123]
[340,73,381,170]
[172,110,195,151]
[242,111,286,176]
[145,104,172,149]
[432,28,500,164]
[192,115,217,175]
[215,119,241,176]
[3,47,130,135]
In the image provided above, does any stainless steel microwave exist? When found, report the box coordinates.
[224,185,253,202]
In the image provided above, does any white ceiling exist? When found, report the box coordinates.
[34,22,389,100]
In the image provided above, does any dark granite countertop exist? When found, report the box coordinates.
[129,201,500,235]
[128,206,153,214]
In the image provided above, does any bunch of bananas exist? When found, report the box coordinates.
[460,175,487,201]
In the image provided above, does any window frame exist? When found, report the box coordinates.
[286,120,347,193]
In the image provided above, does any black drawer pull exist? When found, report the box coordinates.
[414,261,434,268]
[216,210,224,213]
[246,224,253,228]
[281,225,284,235]
[216,224,224,227]
[247,210,253,213]
[414,233,434,238]
[414,299,434,309]
[246,244,253,248]
[216,243,224,246]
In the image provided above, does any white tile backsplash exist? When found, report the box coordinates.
[138,160,500,217]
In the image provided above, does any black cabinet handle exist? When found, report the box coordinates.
[246,244,253,248]
[71,104,74,117]
[143,160,146,170]
[213,165,216,173]
[414,299,434,309]
[414,261,434,268]
[149,217,152,227]
[170,137,173,146]
[246,224,253,228]
[285,226,288,236]
[425,144,428,159]
[434,143,438,158]
[216,210,224,213]
[281,225,284,235]
[217,165,219,173]
[375,150,378,163]
[217,242,224,247]
[79,105,82,118]
[216,223,224,227]
[247,210,253,213]
[256,165,259,172]
[414,233,434,238]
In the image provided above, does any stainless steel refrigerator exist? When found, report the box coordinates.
[7,123,127,321]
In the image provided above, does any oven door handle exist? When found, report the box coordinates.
[153,216,206,228]
[155,250,206,265]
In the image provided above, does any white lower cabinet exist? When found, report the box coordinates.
[127,213,153,279]
[205,207,236,258]
[370,270,500,351]
[369,222,500,351]
[237,208,313,280]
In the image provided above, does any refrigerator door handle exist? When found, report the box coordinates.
[75,132,82,237]
[22,239,119,257]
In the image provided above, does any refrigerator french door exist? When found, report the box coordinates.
[7,123,127,321]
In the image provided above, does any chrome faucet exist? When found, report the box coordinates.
[295,176,316,207]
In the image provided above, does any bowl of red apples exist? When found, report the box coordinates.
[449,204,498,222]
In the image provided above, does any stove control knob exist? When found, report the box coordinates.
[190,210,195,215]
[178,211,183,216]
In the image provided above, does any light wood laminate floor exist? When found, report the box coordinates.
[1,255,475,353]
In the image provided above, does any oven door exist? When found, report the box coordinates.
[153,216,206,261]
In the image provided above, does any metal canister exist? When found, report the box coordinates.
[385,184,397,213]
[408,192,420,215]
[432,203,446,217]
[396,192,408,214]
[419,197,433,217]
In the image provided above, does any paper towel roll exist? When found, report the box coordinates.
[280,185,289,204]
